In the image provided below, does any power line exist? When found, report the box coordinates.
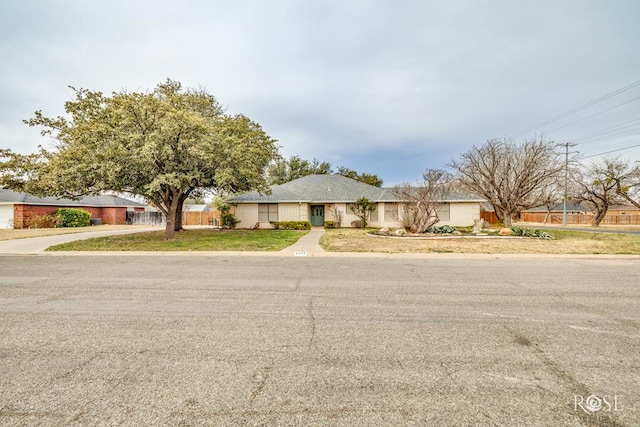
[577,126,640,145]
[544,95,640,133]
[513,79,640,137]
[573,116,640,142]
[582,143,640,159]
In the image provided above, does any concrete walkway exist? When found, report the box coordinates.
[278,226,325,256]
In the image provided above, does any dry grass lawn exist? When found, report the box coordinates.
[320,228,640,255]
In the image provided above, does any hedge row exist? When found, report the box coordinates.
[55,208,91,227]
[270,221,311,230]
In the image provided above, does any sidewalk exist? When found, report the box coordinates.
[278,227,325,256]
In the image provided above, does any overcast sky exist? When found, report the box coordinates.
[1,0,639,185]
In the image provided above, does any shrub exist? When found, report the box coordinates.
[426,225,458,234]
[221,213,239,229]
[55,208,91,227]
[350,197,376,228]
[219,204,240,229]
[28,214,57,229]
[511,226,554,240]
[324,220,334,229]
[535,230,554,240]
[351,220,363,228]
[270,221,311,230]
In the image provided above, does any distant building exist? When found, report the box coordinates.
[0,188,147,229]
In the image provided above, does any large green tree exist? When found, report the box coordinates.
[335,166,383,187]
[267,156,383,187]
[268,155,332,185]
[0,80,278,239]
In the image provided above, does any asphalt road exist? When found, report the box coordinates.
[1,255,638,426]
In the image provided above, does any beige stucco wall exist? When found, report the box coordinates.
[233,201,481,228]
[232,203,259,228]
[443,202,480,226]
[278,203,309,221]
[330,202,400,228]
[377,202,481,228]
[374,202,402,228]
[233,203,309,228]
[325,203,348,227]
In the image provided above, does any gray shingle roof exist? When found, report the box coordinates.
[0,188,147,208]
[229,175,485,203]
[524,202,589,213]
[230,174,387,202]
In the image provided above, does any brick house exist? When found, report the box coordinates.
[0,188,147,229]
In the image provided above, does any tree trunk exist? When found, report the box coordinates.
[503,212,513,227]
[163,189,183,240]
[174,192,191,231]
[174,203,183,232]
[592,206,608,227]
[494,207,513,227]
[493,206,504,224]
[165,210,177,240]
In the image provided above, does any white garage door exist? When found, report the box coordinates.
[0,205,14,229]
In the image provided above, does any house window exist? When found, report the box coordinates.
[258,204,278,221]
[370,204,378,222]
[347,202,378,221]
[384,203,399,221]
[437,203,450,221]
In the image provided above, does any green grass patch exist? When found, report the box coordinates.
[47,229,308,252]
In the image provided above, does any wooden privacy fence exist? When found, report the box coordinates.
[480,211,500,224]
[519,212,640,225]
[126,211,164,226]
[182,211,221,226]
[127,210,222,226]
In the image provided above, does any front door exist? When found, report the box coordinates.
[310,205,325,226]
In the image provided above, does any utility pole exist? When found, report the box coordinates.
[563,142,578,225]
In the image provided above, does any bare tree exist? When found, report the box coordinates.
[572,158,627,226]
[449,138,565,227]
[395,169,451,233]
[611,159,640,209]
[537,180,565,224]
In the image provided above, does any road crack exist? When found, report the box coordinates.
[504,326,628,427]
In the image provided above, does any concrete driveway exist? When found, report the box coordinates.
[0,227,157,254]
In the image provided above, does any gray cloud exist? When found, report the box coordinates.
[1,0,639,184]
